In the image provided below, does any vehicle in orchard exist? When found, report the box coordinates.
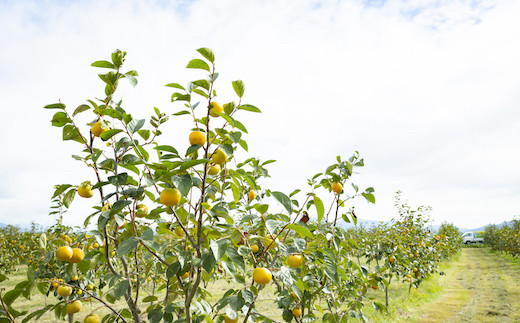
[462,231,484,244]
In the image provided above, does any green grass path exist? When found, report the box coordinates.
[408,248,520,323]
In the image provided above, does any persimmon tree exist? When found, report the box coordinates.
[347,192,462,308]
[484,218,520,257]
[1,49,380,323]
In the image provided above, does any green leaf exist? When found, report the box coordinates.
[185,144,201,156]
[192,79,210,90]
[344,160,353,175]
[108,173,128,186]
[362,192,376,204]
[234,120,248,133]
[210,239,230,260]
[112,199,132,212]
[91,60,115,69]
[63,188,76,208]
[148,308,163,323]
[197,48,215,63]
[117,237,139,256]
[72,104,90,116]
[271,191,293,214]
[166,262,181,279]
[113,280,130,299]
[122,187,144,199]
[21,305,52,322]
[266,219,284,234]
[251,204,267,215]
[186,59,210,72]
[293,239,306,253]
[43,103,65,109]
[2,289,21,306]
[27,266,36,283]
[101,108,123,120]
[171,174,192,197]
[100,129,123,141]
[173,110,191,116]
[230,183,241,204]
[229,293,245,311]
[314,196,324,223]
[226,247,245,273]
[239,139,248,152]
[238,104,261,113]
[138,129,150,140]
[165,83,186,90]
[237,246,251,256]
[372,302,387,313]
[230,132,242,143]
[124,73,138,87]
[142,296,158,302]
[241,289,254,304]
[128,118,145,133]
[180,158,210,171]
[106,293,116,304]
[38,233,47,250]
[98,212,110,228]
[171,92,191,101]
[201,251,216,273]
[0,274,8,283]
[141,228,154,241]
[192,88,208,98]
[98,158,115,171]
[136,144,149,161]
[51,111,70,127]
[52,184,73,198]
[232,80,245,98]
[220,113,235,127]
[155,145,179,154]
[62,124,82,142]
[287,224,313,239]
[221,103,234,116]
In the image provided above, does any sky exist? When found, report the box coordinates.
[0,0,519,229]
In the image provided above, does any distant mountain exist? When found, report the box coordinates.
[0,222,42,231]
[458,221,513,233]
[335,219,512,235]
[336,218,382,229]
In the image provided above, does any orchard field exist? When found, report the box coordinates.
[1,49,518,323]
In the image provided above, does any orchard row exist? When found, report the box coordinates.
[484,219,520,257]
[346,195,462,308]
[0,202,462,323]
[1,49,462,323]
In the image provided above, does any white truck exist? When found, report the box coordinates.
[462,231,484,244]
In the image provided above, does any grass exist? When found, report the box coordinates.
[461,243,487,248]
[355,260,456,322]
[1,268,283,322]
[362,248,520,322]
[3,248,520,322]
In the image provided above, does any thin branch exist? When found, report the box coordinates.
[0,288,16,323]
[60,283,129,323]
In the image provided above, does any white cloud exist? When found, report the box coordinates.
[0,0,518,229]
